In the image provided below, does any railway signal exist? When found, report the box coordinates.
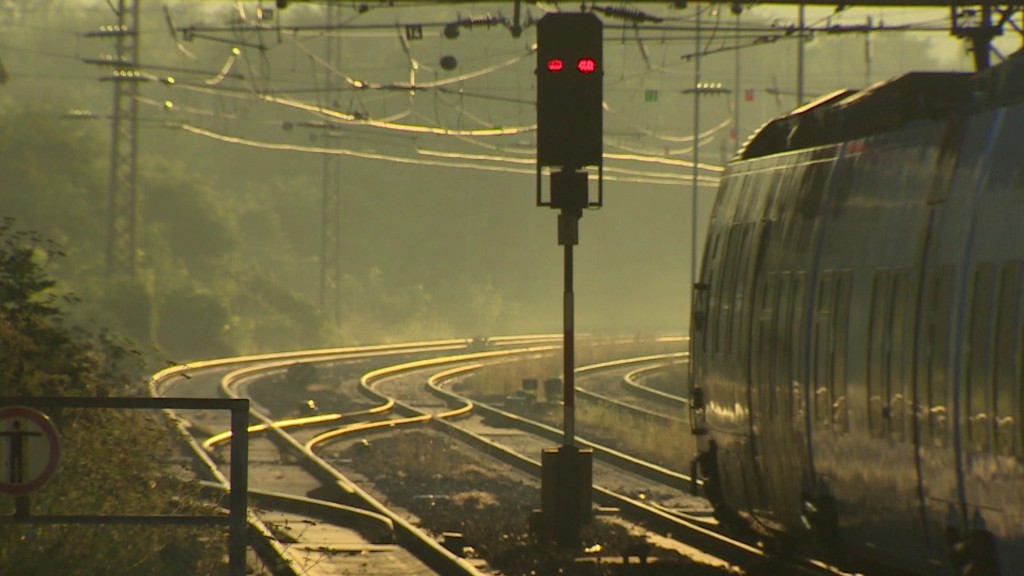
[534,11,603,549]
[536,12,603,170]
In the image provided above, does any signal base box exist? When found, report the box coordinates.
[540,445,593,546]
[537,12,603,169]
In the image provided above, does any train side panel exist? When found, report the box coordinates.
[693,165,764,518]
[810,123,945,572]
[693,97,1024,575]
[943,104,1024,572]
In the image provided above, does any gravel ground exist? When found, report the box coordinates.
[333,429,744,576]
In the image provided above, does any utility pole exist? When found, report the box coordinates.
[86,0,141,276]
[865,15,873,86]
[691,5,702,301]
[320,3,343,326]
[797,2,806,107]
[733,3,742,149]
[952,0,1000,71]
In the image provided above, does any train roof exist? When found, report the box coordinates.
[736,48,1024,160]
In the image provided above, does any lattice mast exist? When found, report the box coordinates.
[87,0,142,275]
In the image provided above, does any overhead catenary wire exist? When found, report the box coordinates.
[178,123,721,187]
[86,1,995,191]
[137,78,730,178]
[156,73,734,168]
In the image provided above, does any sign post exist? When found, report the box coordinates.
[0,396,249,576]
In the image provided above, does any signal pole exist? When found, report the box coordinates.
[320,3,343,326]
[797,2,806,106]
[535,11,602,547]
[692,6,701,301]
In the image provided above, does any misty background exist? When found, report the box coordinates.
[0,1,988,364]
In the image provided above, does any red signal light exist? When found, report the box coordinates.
[547,58,564,72]
[577,58,596,74]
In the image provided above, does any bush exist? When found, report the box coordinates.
[0,222,223,574]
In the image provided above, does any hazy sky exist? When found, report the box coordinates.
[4,1,1018,340]
[748,4,1017,68]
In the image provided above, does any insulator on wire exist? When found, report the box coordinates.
[594,5,664,24]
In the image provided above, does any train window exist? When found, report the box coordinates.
[832,271,853,433]
[703,227,726,355]
[1019,285,1024,455]
[775,167,797,215]
[739,179,762,222]
[763,172,781,218]
[709,228,728,355]
[926,266,954,447]
[717,226,742,355]
[813,271,836,429]
[694,219,718,343]
[830,157,855,216]
[889,270,909,442]
[993,261,1023,455]
[983,111,1024,196]
[868,270,892,439]
[772,273,792,418]
[849,147,880,202]
[966,263,996,452]
[897,144,921,189]
[927,119,965,204]
[791,272,807,428]
[753,273,777,419]
[741,222,770,360]
[797,162,829,220]
[711,179,731,217]
[731,224,754,357]
[702,270,715,355]
[1011,166,1024,194]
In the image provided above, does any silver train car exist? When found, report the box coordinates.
[688,50,1024,575]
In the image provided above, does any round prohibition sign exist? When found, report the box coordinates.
[0,406,60,496]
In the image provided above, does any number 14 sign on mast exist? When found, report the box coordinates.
[0,406,60,496]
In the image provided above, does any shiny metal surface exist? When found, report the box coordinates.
[691,52,1024,576]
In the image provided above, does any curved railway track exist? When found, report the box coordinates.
[152,336,862,575]
[153,339,504,575]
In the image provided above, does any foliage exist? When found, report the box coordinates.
[0,108,106,275]
[228,269,325,352]
[338,266,453,343]
[0,102,330,360]
[0,100,518,361]
[0,221,224,575]
[141,160,239,282]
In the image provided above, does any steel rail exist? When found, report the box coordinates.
[418,356,859,576]
[574,353,690,425]
[210,337,569,575]
[150,338,487,575]
[620,354,690,405]
[162,335,686,575]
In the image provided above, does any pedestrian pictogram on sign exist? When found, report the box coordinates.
[0,406,60,496]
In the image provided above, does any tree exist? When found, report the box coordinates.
[0,220,223,574]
